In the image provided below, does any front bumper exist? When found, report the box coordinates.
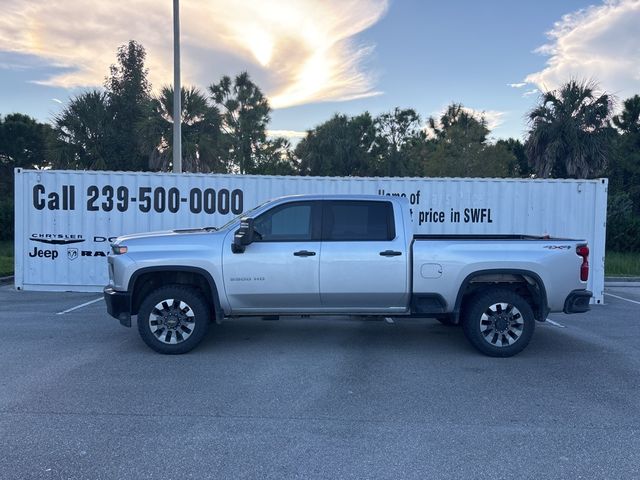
[104,286,132,327]
[563,289,592,314]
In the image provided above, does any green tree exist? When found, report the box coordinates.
[209,72,270,174]
[422,104,512,177]
[496,138,532,177]
[605,191,640,252]
[609,95,640,206]
[138,86,224,173]
[295,113,378,176]
[607,94,640,250]
[612,95,640,135]
[105,40,152,171]
[374,108,424,176]
[50,90,113,170]
[0,113,52,174]
[253,138,298,175]
[0,113,53,240]
[50,41,153,172]
[428,104,488,143]
[525,80,614,178]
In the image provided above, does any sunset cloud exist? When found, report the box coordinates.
[0,0,388,108]
[525,0,640,99]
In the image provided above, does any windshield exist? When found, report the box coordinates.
[218,201,270,231]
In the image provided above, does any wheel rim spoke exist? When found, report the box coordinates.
[479,302,524,348]
[149,297,195,345]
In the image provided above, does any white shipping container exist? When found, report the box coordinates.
[14,169,608,303]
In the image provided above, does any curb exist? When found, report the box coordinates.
[605,277,640,287]
[0,275,14,285]
[605,276,640,282]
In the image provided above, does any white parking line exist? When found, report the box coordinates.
[605,292,640,305]
[56,297,104,315]
[545,319,566,328]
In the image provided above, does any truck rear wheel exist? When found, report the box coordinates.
[137,285,210,354]
[462,289,535,357]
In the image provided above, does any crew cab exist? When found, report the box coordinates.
[104,194,591,356]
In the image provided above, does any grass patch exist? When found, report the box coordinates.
[0,240,13,277]
[605,251,640,277]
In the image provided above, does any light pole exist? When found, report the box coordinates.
[172,0,182,173]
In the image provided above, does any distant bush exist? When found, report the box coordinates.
[606,192,640,252]
[0,199,13,241]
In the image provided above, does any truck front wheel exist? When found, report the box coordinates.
[462,289,535,357]
[137,285,210,354]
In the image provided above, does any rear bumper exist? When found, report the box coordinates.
[104,286,132,327]
[563,289,592,314]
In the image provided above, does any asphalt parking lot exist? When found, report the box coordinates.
[1,285,639,480]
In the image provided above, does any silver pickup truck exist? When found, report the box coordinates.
[104,194,591,357]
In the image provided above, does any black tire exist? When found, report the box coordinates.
[137,285,211,354]
[462,288,535,357]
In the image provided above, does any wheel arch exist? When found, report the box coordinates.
[453,269,549,324]
[128,266,224,323]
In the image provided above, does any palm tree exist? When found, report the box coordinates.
[138,86,224,173]
[525,80,614,178]
[427,103,489,144]
[51,90,113,170]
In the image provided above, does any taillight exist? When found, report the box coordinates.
[577,245,589,281]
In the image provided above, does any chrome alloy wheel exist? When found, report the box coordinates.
[148,299,196,345]
[479,302,524,347]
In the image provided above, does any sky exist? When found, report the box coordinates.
[0,0,639,141]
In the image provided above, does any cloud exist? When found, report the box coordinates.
[0,62,30,71]
[508,82,527,88]
[525,0,640,99]
[465,108,505,131]
[267,129,307,139]
[51,98,63,104]
[522,88,539,97]
[0,0,388,109]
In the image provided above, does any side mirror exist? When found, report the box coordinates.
[232,217,255,253]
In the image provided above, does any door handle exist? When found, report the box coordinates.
[293,250,316,257]
[379,250,402,257]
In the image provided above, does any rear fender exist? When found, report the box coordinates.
[453,269,549,323]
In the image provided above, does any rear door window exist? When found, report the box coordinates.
[322,201,395,241]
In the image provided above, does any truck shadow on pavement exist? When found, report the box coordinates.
[185,316,563,359]
[194,314,605,360]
